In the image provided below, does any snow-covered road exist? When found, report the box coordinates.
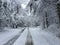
[0,27,60,45]
[13,27,60,45]
[0,28,25,45]
[29,28,60,45]
[4,28,25,45]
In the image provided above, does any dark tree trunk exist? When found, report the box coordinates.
[57,3,60,24]
[45,12,49,28]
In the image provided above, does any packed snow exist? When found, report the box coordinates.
[0,27,23,45]
[0,27,60,45]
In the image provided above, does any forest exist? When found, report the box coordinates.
[0,0,60,45]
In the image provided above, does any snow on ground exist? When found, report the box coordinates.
[0,27,23,45]
[13,28,28,45]
[0,27,60,45]
[29,27,60,45]
[13,27,60,45]
[44,24,60,37]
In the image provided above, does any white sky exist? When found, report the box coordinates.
[15,0,30,9]
[21,4,26,9]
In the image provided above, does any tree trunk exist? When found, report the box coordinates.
[57,3,60,26]
[45,12,48,28]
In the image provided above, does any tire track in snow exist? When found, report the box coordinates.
[3,28,25,45]
[25,28,34,45]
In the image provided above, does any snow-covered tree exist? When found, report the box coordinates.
[27,0,59,29]
[0,0,3,29]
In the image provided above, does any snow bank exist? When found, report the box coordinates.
[29,27,60,45]
[44,24,60,38]
[0,28,23,45]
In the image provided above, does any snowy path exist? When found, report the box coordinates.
[3,28,25,45]
[25,29,33,45]
[13,28,28,45]
[13,27,60,45]
[0,28,25,45]
[29,28,60,45]
[13,27,33,45]
[0,27,60,45]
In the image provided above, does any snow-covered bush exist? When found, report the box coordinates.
[44,24,60,38]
